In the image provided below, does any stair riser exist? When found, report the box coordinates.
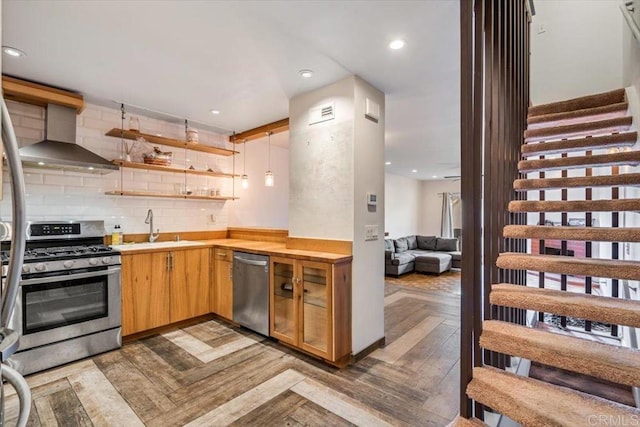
[508,199,640,213]
[527,108,628,130]
[480,324,640,387]
[496,255,640,281]
[513,173,640,191]
[519,152,640,173]
[491,284,640,329]
[521,132,638,157]
[503,225,640,242]
[528,89,626,117]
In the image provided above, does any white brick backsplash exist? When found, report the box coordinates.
[1,101,233,233]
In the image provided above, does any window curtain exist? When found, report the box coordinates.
[441,192,454,238]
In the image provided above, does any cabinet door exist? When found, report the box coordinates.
[270,256,298,345]
[299,260,332,359]
[121,252,170,335]
[213,249,233,320]
[170,248,211,323]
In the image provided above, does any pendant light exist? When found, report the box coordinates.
[264,131,274,187]
[241,139,249,189]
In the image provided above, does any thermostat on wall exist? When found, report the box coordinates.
[366,192,377,206]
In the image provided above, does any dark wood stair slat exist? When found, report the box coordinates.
[518,150,640,173]
[524,116,632,143]
[527,102,629,127]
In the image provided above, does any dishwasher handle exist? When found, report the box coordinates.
[233,256,268,267]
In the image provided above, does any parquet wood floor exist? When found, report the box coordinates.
[4,282,461,426]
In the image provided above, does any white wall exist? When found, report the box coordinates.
[228,134,289,229]
[531,1,623,104]
[419,179,461,236]
[384,173,421,238]
[1,101,236,235]
[289,75,385,355]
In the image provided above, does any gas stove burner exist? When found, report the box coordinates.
[23,244,116,260]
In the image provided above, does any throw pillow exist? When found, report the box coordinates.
[436,237,458,252]
[384,239,395,252]
[406,235,418,250]
[417,235,437,250]
[394,237,409,253]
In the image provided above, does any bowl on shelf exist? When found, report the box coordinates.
[143,146,173,166]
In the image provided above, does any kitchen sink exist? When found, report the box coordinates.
[111,240,207,251]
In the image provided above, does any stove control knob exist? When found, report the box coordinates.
[22,265,30,274]
[89,258,99,266]
[63,260,75,269]
[102,257,111,264]
[35,263,46,272]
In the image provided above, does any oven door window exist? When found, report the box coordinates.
[22,275,108,335]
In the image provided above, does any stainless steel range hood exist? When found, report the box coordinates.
[19,104,118,174]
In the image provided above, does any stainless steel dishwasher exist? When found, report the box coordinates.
[232,252,270,336]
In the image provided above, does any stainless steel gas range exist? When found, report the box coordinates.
[1,220,121,375]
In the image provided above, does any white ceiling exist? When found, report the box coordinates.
[2,0,460,181]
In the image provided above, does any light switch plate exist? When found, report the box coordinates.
[365,225,379,241]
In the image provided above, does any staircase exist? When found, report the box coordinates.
[461,89,640,426]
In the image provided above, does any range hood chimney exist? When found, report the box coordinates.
[18,103,118,174]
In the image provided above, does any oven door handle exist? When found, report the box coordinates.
[20,268,121,286]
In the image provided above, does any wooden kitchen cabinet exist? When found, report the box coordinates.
[170,248,210,323]
[270,256,351,364]
[121,252,170,335]
[212,248,233,320]
[121,247,210,335]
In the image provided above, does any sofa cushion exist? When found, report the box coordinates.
[436,237,458,252]
[406,235,418,250]
[417,235,437,250]
[448,251,462,262]
[384,239,395,252]
[394,237,409,253]
[390,252,414,266]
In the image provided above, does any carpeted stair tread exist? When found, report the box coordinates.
[513,173,640,191]
[521,132,638,157]
[480,320,640,387]
[496,252,640,281]
[491,283,640,328]
[508,199,640,213]
[527,102,629,128]
[503,224,640,242]
[528,88,626,117]
[524,116,632,143]
[467,366,640,427]
[518,150,640,173]
[446,416,489,427]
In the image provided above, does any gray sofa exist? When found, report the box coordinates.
[385,235,461,276]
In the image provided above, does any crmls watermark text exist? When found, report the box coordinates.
[588,415,640,426]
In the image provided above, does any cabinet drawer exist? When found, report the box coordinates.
[214,248,233,261]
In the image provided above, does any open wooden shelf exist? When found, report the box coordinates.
[105,190,238,201]
[105,128,238,156]
[112,160,238,178]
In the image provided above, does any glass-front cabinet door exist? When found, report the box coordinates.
[270,257,297,345]
[300,260,332,359]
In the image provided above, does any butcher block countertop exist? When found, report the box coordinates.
[113,238,352,263]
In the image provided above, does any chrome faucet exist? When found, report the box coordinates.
[144,209,160,242]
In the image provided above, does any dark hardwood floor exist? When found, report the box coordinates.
[4,281,461,426]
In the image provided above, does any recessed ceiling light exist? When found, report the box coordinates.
[2,46,26,57]
[411,169,417,173]
[385,161,391,165]
[210,109,220,115]
[432,175,437,178]
[37,161,45,166]
[88,166,95,170]
[389,39,406,50]
[298,69,313,78]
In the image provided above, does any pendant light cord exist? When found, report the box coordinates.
[267,132,271,170]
